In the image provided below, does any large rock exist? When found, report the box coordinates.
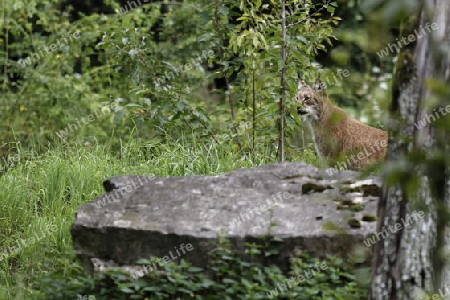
[70,162,380,277]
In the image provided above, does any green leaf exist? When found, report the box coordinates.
[296,35,307,43]
[218,6,229,16]
[253,36,259,48]
[278,59,285,71]
[222,278,237,284]
[187,267,204,272]
[143,286,163,292]
[119,287,135,293]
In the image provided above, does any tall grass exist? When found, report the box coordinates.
[0,138,318,299]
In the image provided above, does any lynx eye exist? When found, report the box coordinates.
[303,97,313,105]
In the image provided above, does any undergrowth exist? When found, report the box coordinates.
[31,239,368,300]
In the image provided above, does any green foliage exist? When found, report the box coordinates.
[30,241,368,300]
[95,0,218,146]
[223,0,340,151]
[1,1,132,150]
[1,0,343,159]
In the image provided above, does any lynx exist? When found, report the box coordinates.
[295,77,388,170]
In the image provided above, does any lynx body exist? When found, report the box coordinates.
[295,77,388,170]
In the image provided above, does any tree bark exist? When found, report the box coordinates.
[369,1,450,299]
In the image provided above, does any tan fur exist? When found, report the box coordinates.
[295,77,388,170]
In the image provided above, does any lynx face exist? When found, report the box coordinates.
[295,78,325,121]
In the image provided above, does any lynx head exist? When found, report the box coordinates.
[295,77,327,121]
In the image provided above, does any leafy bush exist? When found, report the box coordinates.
[31,239,368,300]
[1,0,342,159]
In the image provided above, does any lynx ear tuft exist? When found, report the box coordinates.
[297,73,307,91]
[298,79,307,91]
[313,78,326,93]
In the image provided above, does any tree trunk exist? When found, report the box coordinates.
[368,1,450,299]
